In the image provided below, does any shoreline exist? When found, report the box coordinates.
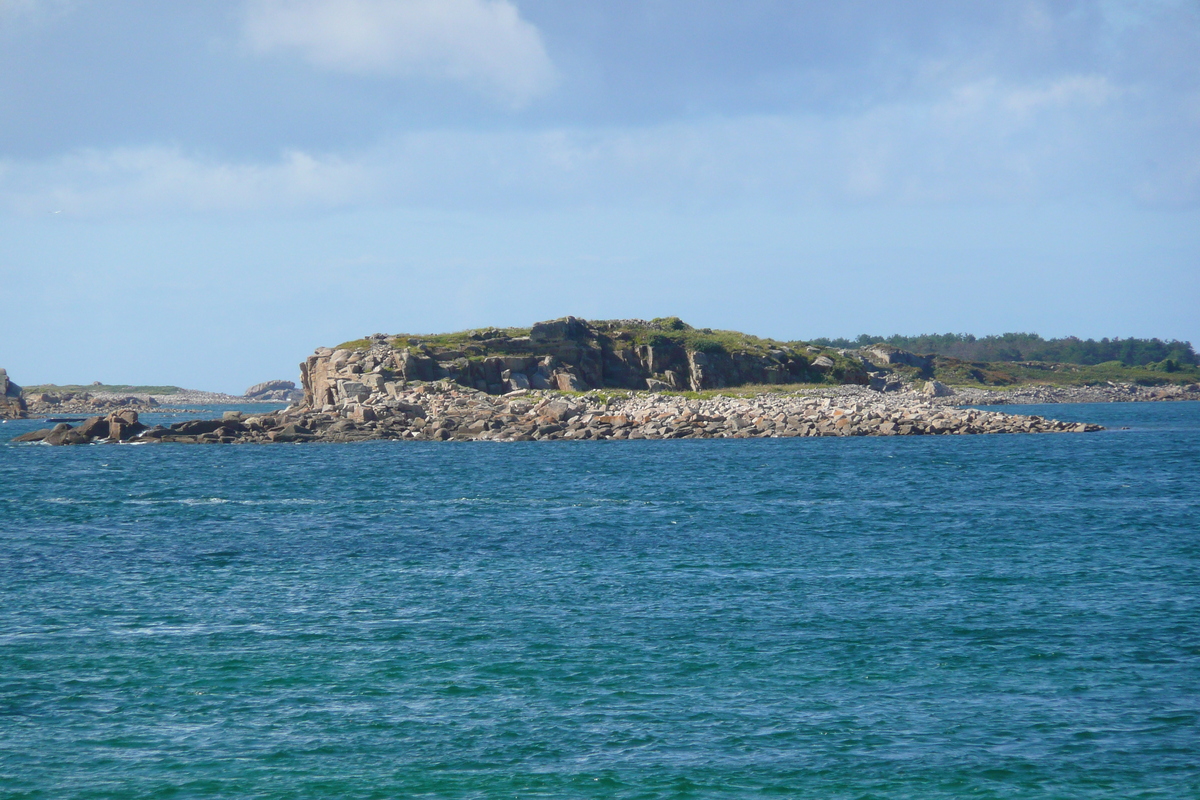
[9,382,1190,423]
[12,381,1200,444]
[928,382,1198,406]
[13,382,1111,445]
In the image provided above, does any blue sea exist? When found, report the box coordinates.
[2,402,1197,799]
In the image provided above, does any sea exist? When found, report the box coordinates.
[1,402,1197,799]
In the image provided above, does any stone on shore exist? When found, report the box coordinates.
[923,380,954,398]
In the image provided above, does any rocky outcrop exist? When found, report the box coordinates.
[12,410,147,444]
[0,368,26,419]
[299,317,870,410]
[866,345,933,371]
[243,380,303,403]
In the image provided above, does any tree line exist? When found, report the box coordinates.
[808,333,1198,367]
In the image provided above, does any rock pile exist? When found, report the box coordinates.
[14,383,1102,445]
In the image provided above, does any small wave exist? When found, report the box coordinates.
[42,497,325,507]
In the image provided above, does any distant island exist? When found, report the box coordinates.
[2,378,303,420]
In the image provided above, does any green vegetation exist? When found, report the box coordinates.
[394,327,533,351]
[24,384,184,395]
[336,327,533,354]
[608,318,781,356]
[928,357,1200,389]
[810,332,1197,367]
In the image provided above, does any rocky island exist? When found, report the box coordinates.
[11,317,1136,444]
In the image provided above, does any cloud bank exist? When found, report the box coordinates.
[3,71,1193,217]
[242,0,557,105]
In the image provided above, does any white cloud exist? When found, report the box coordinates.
[242,0,557,106]
[0,146,369,215]
[1,73,1193,216]
[1003,75,1117,116]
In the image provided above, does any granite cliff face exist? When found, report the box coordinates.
[0,368,26,419]
[300,317,869,410]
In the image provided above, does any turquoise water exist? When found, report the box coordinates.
[2,402,1197,799]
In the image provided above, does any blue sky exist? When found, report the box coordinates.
[1,0,1197,393]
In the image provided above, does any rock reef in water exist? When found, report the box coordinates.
[12,409,147,444]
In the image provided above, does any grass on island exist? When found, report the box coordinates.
[336,327,534,353]
[608,317,784,356]
[24,384,184,395]
[336,318,794,358]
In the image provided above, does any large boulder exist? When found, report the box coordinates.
[530,316,592,344]
[922,380,954,398]
[107,409,147,441]
[43,423,81,445]
[76,416,112,439]
[244,379,302,402]
[171,419,225,435]
[504,371,531,391]
[270,423,315,443]
[866,346,933,371]
[555,372,587,392]
[245,379,294,396]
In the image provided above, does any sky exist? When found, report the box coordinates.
[1,0,1197,393]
